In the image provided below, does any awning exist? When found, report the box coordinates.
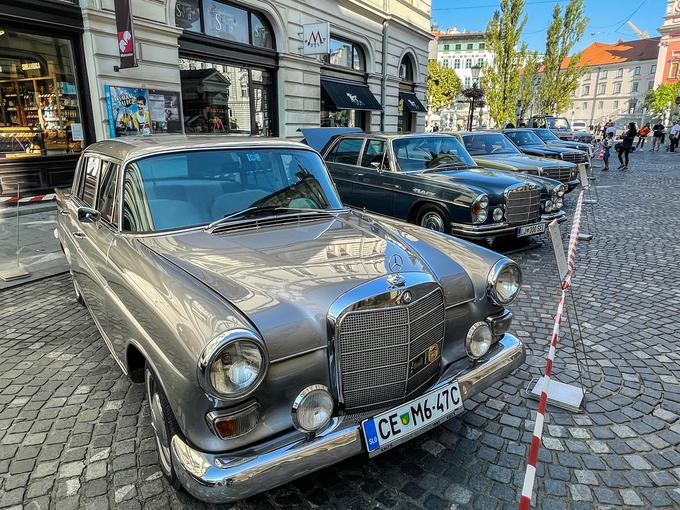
[321,79,382,111]
[399,91,427,113]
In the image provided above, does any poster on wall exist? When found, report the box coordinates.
[105,86,152,138]
[148,90,182,134]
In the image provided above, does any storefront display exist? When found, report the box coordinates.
[0,30,85,159]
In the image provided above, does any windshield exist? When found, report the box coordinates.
[392,136,476,172]
[121,149,343,232]
[461,133,521,155]
[505,130,545,146]
[547,117,570,130]
[534,129,561,142]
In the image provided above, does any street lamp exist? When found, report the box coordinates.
[467,64,483,131]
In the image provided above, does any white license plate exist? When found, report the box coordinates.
[361,380,463,457]
[517,222,546,237]
[578,163,588,171]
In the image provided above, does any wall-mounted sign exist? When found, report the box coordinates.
[21,62,41,71]
[114,0,138,69]
[203,0,248,44]
[303,22,330,56]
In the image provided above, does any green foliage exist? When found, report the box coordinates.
[426,60,462,111]
[644,83,680,115]
[518,49,539,121]
[537,0,588,114]
[482,0,527,127]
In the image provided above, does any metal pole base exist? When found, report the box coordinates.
[527,376,584,412]
[583,199,597,204]
[577,233,593,241]
[0,265,30,282]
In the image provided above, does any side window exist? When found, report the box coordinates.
[80,157,101,207]
[360,140,386,169]
[121,163,153,233]
[98,163,120,225]
[330,139,363,165]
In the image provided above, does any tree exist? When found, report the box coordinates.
[482,0,527,127]
[518,49,539,122]
[537,0,588,114]
[426,60,462,112]
[644,83,680,117]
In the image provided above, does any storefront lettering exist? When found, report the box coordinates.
[306,31,326,48]
[346,92,364,107]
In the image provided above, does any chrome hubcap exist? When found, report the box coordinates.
[421,212,445,232]
[146,373,172,473]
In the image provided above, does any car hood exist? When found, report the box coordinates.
[417,167,536,197]
[140,211,475,361]
[546,141,589,151]
[519,144,570,156]
[473,153,565,170]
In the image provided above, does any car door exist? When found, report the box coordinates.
[324,137,364,205]
[353,138,396,217]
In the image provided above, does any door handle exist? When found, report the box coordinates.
[59,210,69,216]
[72,231,85,239]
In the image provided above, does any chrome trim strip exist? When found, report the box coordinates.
[269,345,327,364]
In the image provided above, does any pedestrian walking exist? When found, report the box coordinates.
[602,131,615,171]
[652,121,664,151]
[670,120,680,152]
[636,123,651,149]
[617,122,636,170]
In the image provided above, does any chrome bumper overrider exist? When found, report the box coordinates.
[171,334,526,503]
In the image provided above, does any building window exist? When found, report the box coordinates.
[454,44,461,50]
[597,83,605,94]
[616,68,623,78]
[443,59,449,68]
[601,69,607,78]
[584,72,591,81]
[465,58,472,68]
[631,82,639,93]
[582,84,590,96]
[199,0,274,48]
[477,58,484,67]
[454,59,460,69]
[479,43,485,50]
[179,58,273,136]
[648,81,654,91]
[325,37,366,71]
[651,64,657,74]
[598,100,603,109]
[613,100,619,109]
[464,77,471,87]
[582,102,587,110]
[443,44,450,51]
[613,82,622,93]
[669,62,680,79]
[634,66,641,76]
[0,28,85,158]
[399,55,414,82]
[466,43,473,50]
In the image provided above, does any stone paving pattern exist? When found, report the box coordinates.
[1,151,680,509]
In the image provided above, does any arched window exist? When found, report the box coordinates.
[324,37,366,72]
[399,55,415,82]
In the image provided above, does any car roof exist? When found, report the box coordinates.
[82,135,312,161]
[456,130,504,136]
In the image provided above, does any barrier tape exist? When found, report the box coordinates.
[518,184,589,510]
[0,193,55,204]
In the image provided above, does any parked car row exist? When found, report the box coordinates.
[54,127,592,503]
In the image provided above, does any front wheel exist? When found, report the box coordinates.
[417,205,451,234]
[145,365,182,489]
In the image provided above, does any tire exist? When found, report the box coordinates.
[416,204,451,234]
[145,365,182,489]
[70,271,85,306]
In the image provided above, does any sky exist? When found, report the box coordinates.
[431,0,667,53]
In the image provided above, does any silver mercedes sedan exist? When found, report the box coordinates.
[55,135,526,503]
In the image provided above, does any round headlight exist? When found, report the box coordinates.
[492,207,504,222]
[472,195,489,224]
[292,385,334,433]
[199,330,267,398]
[556,185,566,197]
[487,260,522,306]
[544,199,553,212]
[466,322,493,359]
[555,198,564,209]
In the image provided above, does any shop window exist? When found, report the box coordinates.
[0,29,84,160]
[179,57,273,136]
[399,56,414,82]
[324,37,366,72]
[175,0,201,32]
[251,12,274,48]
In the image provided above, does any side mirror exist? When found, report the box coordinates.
[77,206,101,224]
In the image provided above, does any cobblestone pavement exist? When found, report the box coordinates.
[1,150,680,509]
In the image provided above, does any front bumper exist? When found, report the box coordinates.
[450,210,567,238]
[171,334,526,503]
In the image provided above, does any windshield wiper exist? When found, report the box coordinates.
[205,206,330,231]
[421,162,479,173]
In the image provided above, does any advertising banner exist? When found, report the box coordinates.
[148,90,182,134]
[105,86,183,138]
[114,0,138,69]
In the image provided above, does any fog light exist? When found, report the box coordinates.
[555,198,563,209]
[492,207,504,222]
[466,322,493,359]
[292,385,334,433]
[544,200,553,212]
[207,403,259,439]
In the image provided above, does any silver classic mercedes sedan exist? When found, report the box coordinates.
[55,136,526,503]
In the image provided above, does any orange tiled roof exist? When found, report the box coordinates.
[561,37,660,68]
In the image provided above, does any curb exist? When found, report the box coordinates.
[0,202,57,219]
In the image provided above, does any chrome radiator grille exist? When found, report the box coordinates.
[561,152,587,164]
[505,185,541,225]
[543,167,573,183]
[337,289,445,413]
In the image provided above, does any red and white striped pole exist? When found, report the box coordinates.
[518,186,588,509]
[0,193,56,205]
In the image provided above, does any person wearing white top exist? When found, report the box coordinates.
[669,121,680,152]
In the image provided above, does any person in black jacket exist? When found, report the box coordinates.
[617,122,637,170]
